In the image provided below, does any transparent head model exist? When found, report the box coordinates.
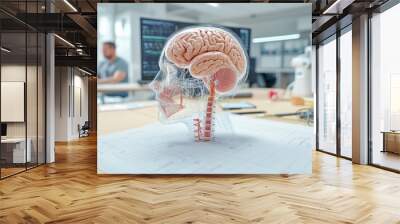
[150,26,248,141]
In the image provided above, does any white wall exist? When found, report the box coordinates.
[1,64,47,164]
[1,65,36,137]
[71,74,89,138]
[55,67,69,141]
[55,67,89,141]
[1,65,26,141]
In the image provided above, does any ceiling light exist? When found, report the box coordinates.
[323,0,347,15]
[1,47,11,53]
[208,3,219,7]
[78,67,93,76]
[54,34,75,48]
[63,0,78,12]
[252,34,301,43]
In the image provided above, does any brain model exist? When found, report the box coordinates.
[165,27,247,93]
[153,27,248,142]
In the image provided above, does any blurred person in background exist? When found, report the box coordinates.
[98,41,129,98]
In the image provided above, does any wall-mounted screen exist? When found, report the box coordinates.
[1,82,25,122]
[140,18,251,81]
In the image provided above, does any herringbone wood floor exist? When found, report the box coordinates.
[1,135,400,224]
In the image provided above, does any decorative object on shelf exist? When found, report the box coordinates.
[381,131,400,154]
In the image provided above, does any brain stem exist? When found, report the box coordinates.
[203,78,216,141]
[193,77,216,141]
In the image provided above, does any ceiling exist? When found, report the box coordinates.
[0,31,45,64]
[311,0,390,44]
[167,3,308,22]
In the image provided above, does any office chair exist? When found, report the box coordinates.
[79,121,90,138]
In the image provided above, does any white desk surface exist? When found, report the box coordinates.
[1,138,26,144]
[1,137,31,163]
[98,113,313,174]
[97,88,314,174]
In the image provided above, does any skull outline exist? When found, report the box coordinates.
[149,26,249,140]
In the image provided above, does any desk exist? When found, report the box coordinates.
[97,83,152,105]
[1,138,31,163]
[98,88,312,135]
[221,89,311,125]
[97,83,150,93]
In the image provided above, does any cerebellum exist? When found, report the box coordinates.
[214,68,237,93]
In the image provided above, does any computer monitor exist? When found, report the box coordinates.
[1,123,7,137]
